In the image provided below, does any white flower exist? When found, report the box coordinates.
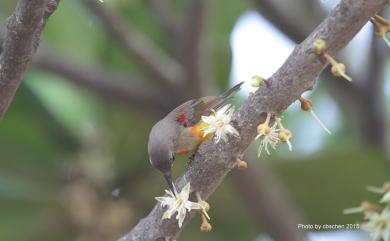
[155,183,208,228]
[255,123,280,157]
[201,104,239,143]
[362,207,390,241]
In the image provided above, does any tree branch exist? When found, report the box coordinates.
[119,0,388,240]
[179,0,212,97]
[82,0,185,88]
[0,0,59,118]
[32,50,175,114]
[146,0,179,40]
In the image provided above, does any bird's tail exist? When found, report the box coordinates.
[220,81,244,100]
[213,81,244,110]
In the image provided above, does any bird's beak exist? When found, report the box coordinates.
[163,172,176,196]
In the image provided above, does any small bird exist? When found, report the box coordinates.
[148,82,243,194]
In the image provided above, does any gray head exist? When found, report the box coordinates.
[148,119,176,193]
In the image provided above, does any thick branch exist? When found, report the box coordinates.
[32,51,175,114]
[0,0,59,118]
[119,0,387,240]
[82,0,184,88]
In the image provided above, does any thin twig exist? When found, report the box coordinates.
[146,0,179,40]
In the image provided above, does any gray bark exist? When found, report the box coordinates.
[0,0,59,118]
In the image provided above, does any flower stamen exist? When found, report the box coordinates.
[201,104,239,143]
[255,114,281,157]
[299,96,331,135]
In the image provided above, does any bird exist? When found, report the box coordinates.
[148,82,243,194]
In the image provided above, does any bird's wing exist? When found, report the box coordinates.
[173,81,244,127]
[173,97,217,127]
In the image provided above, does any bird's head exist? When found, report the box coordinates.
[148,121,176,194]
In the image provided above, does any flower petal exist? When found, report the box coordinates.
[180,183,191,201]
[177,206,187,228]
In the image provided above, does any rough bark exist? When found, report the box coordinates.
[118,0,388,240]
[0,0,59,118]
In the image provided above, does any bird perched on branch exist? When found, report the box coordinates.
[148,82,243,194]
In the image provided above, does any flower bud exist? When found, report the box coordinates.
[371,15,390,37]
[313,39,327,54]
[279,129,292,142]
[299,97,313,111]
[200,221,212,232]
[200,200,210,212]
[251,75,265,87]
[236,159,248,170]
[257,124,271,136]
[329,61,352,81]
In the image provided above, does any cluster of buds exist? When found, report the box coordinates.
[298,96,331,134]
[344,182,390,241]
[313,39,352,82]
[371,15,390,48]
[255,113,293,157]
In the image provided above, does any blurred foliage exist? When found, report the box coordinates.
[0,0,389,241]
